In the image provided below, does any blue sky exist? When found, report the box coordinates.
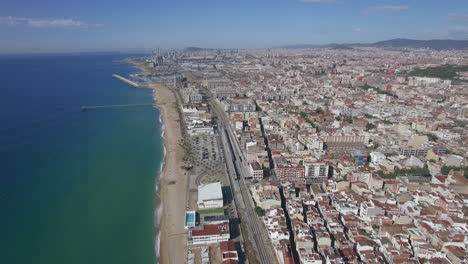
[1,0,468,53]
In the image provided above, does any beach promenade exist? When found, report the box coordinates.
[150,83,188,264]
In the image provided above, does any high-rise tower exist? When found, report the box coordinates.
[156,47,163,66]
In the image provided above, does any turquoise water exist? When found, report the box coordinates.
[186,212,195,226]
[0,54,163,264]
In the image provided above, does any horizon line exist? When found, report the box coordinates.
[1,38,468,55]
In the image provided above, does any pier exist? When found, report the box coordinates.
[112,74,140,87]
[81,103,154,111]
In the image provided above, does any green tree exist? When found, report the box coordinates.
[255,206,265,217]
[427,133,439,142]
[366,123,377,131]
[409,64,468,80]
[382,120,393,125]
[377,167,431,179]
[441,165,468,177]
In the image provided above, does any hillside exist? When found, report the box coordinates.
[278,38,468,50]
[371,39,468,50]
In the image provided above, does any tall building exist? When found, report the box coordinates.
[220,97,256,112]
[304,161,329,180]
[153,47,163,66]
[275,164,305,181]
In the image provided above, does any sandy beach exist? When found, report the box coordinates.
[126,58,189,263]
[151,83,188,264]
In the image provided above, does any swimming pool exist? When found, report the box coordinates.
[185,211,196,228]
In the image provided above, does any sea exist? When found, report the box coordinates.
[0,53,163,264]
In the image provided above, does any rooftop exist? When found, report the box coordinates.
[191,223,229,237]
[198,182,223,201]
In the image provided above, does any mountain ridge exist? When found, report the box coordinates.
[278,38,468,50]
[183,39,468,51]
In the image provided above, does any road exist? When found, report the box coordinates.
[213,100,279,264]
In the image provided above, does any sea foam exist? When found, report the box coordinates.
[154,97,166,263]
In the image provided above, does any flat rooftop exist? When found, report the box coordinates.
[198,182,223,201]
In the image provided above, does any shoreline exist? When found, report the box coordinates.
[150,83,188,264]
[154,113,165,262]
[127,58,188,264]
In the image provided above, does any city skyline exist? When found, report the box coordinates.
[2,1,468,263]
[1,0,468,53]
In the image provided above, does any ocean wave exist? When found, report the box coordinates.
[154,165,163,263]
[154,96,166,264]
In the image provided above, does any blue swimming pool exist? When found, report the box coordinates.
[185,211,196,228]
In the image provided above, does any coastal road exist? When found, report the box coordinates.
[213,101,278,264]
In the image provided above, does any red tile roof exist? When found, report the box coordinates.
[192,223,228,237]
[220,241,236,252]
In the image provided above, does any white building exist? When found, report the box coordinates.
[190,223,230,245]
[187,126,215,136]
[304,161,329,180]
[198,182,223,209]
[359,200,385,219]
[370,151,386,164]
[405,155,425,168]
[445,155,464,167]
[249,161,264,181]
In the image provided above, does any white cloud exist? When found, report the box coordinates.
[353,27,362,32]
[0,16,101,28]
[299,0,339,3]
[448,13,468,23]
[365,5,409,13]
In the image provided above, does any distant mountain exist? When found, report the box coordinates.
[325,43,354,50]
[279,39,468,50]
[185,39,468,52]
[277,44,323,49]
[370,39,468,50]
[183,47,240,53]
[184,47,214,52]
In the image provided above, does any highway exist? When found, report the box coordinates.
[213,100,278,264]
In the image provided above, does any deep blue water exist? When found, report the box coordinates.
[0,53,163,264]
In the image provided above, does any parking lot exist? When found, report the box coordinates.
[188,135,228,185]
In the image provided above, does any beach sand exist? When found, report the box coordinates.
[151,83,188,264]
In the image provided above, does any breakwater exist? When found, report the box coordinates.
[81,103,154,111]
[112,74,140,87]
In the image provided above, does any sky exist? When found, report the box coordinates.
[1,0,468,53]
